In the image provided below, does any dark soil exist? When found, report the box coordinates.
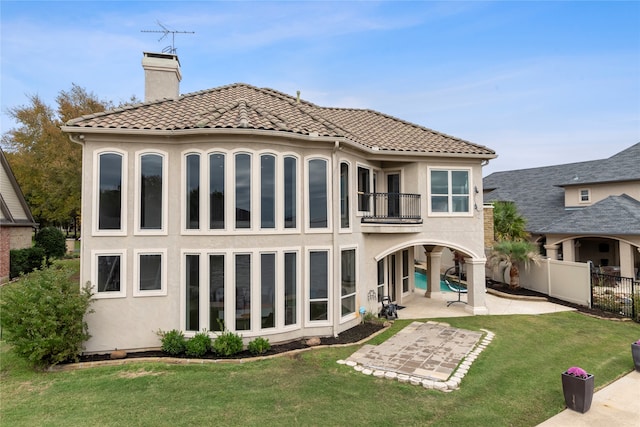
[486,279,629,320]
[71,321,386,364]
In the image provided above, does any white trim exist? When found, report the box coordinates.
[93,149,128,236]
[356,163,372,216]
[339,244,358,322]
[427,167,473,217]
[181,150,205,234]
[339,160,353,233]
[134,150,168,235]
[206,150,229,232]
[232,151,254,232]
[579,188,591,203]
[91,249,127,299]
[258,152,278,231]
[305,246,332,326]
[305,156,332,233]
[282,248,301,331]
[133,249,167,297]
[282,154,301,233]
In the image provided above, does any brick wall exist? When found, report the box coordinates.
[483,205,495,250]
[0,227,10,283]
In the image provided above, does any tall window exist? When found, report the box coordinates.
[235,254,251,330]
[209,153,225,229]
[186,154,200,229]
[235,154,251,229]
[402,250,409,293]
[138,253,162,293]
[284,252,297,326]
[309,250,328,321]
[341,249,356,317]
[185,254,200,331]
[284,156,297,229]
[261,253,276,329]
[261,155,276,229]
[377,259,385,302]
[308,159,327,228]
[97,254,122,293]
[340,162,350,228]
[140,154,163,230]
[209,255,224,331]
[98,153,123,230]
[430,169,470,214]
[357,166,370,212]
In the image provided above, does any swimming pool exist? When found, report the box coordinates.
[414,271,452,292]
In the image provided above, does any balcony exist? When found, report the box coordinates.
[360,193,422,226]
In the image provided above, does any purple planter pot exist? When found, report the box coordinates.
[632,343,640,372]
[561,372,594,413]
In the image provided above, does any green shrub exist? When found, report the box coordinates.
[35,227,66,260]
[0,265,93,370]
[9,247,45,279]
[159,329,186,355]
[247,337,271,355]
[212,329,243,356]
[185,331,212,357]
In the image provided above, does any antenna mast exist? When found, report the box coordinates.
[141,21,195,54]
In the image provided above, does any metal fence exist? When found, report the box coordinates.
[360,193,421,223]
[590,272,639,321]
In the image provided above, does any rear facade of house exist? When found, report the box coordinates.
[63,53,496,353]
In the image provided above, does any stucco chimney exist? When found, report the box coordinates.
[142,52,182,102]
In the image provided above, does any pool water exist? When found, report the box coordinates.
[414,271,452,292]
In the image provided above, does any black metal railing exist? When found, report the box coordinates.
[360,193,422,224]
[591,272,639,322]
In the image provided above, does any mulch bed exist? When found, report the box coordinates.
[486,279,629,320]
[71,321,386,364]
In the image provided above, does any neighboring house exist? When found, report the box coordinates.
[62,52,496,353]
[484,143,640,280]
[0,149,38,283]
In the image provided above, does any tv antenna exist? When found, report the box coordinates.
[141,21,195,54]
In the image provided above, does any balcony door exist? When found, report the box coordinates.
[387,173,400,218]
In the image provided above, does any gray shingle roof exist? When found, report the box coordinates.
[64,83,495,157]
[538,194,640,235]
[483,142,640,234]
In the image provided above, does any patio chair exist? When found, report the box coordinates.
[442,266,467,307]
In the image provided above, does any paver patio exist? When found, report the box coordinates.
[345,321,484,382]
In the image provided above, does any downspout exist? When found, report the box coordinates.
[332,140,340,337]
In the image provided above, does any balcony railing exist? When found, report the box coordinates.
[360,193,422,224]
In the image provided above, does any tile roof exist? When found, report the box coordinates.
[64,83,495,157]
[483,142,640,234]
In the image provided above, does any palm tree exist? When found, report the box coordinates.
[489,240,541,289]
[493,201,528,241]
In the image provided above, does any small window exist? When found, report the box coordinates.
[579,189,590,203]
[134,250,167,296]
[93,251,126,298]
[429,169,470,215]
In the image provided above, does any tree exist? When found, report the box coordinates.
[1,84,114,230]
[489,240,542,289]
[493,201,528,241]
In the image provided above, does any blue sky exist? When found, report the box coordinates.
[1,1,638,175]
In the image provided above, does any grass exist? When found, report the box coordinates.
[1,312,638,427]
[2,259,638,425]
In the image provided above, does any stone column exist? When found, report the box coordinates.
[464,257,489,315]
[619,241,634,279]
[544,244,559,260]
[562,240,575,262]
[425,249,443,298]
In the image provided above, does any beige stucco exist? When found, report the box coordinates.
[564,181,640,207]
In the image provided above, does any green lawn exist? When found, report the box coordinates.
[1,310,638,427]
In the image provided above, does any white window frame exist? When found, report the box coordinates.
[282,154,301,233]
[305,156,332,233]
[233,151,254,232]
[579,188,591,203]
[182,150,205,234]
[206,150,229,233]
[91,249,127,299]
[339,160,352,232]
[93,149,128,236]
[135,150,168,235]
[356,164,372,215]
[305,247,332,326]
[427,167,473,217]
[133,249,167,297]
[339,245,358,322]
[282,248,301,330]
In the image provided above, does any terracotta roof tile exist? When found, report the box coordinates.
[65,83,495,157]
